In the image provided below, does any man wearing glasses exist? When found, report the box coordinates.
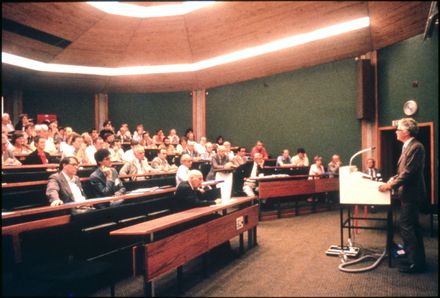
[379,117,428,273]
[46,156,87,207]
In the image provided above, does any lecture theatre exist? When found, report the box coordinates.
[2,2,438,297]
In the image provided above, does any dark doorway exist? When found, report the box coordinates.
[379,123,434,204]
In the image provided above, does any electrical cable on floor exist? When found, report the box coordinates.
[338,248,386,273]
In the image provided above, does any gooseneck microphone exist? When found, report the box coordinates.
[349,147,375,166]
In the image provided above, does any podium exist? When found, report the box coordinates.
[339,165,390,205]
[327,164,394,267]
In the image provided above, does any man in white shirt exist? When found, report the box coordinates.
[46,156,88,206]
[243,153,265,197]
[85,137,105,164]
[176,154,193,186]
[291,147,309,166]
[119,145,152,180]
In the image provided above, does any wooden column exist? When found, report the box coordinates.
[359,51,379,170]
[94,93,108,131]
[192,89,206,141]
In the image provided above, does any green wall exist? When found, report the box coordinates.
[206,59,361,167]
[378,30,438,204]
[108,92,192,137]
[21,90,95,133]
[378,31,438,127]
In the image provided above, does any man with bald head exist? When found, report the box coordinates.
[174,170,217,212]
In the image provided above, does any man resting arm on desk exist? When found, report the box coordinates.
[174,170,219,212]
[46,156,90,208]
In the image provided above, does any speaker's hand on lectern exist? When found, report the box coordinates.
[378,183,392,192]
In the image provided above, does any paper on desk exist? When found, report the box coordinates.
[128,187,159,194]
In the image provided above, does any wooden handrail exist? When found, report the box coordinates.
[2,186,177,221]
[2,170,177,189]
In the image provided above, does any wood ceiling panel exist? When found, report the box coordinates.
[120,17,193,66]
[106,73,197,93]
[368,1,430,49]
[50,48,125,68]
[2,31,63,62]
[185,1,369,61]
[2,3,104,41]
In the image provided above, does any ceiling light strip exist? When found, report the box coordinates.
[87,1,216,18]
[2,17,370,76]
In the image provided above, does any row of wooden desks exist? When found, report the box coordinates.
[110,196,259,297]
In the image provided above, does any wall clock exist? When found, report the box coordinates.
[403,100,418,116]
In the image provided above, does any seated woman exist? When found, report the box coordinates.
[109,138,124,162]
[152,129,165,147]
[308,155,325,179]
[11,132,32,155]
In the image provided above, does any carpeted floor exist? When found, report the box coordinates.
[91,208,438,297]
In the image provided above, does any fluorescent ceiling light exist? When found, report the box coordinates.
[2,17,370,76]
[87,1,216,18]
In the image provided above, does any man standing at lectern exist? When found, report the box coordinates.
[378,117,428,273]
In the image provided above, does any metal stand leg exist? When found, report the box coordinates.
[387,208,393,267]
[239,233,244,254]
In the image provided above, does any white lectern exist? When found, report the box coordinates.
[326,149,393,267]
[339,165,390,205]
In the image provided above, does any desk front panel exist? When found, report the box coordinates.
[258,179,315,199]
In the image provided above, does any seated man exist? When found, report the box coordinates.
[2,133,21,166]
[61,133,90,164]
[207,145,234,200]
[243,153,265,197]
[276,149,292,166]
[364,157,382,181]
[250,140,269,160]
[119,145,152,180]
[174,170,217,212]
[291,147,309,167]
[176,154,193,186]
[327,154,342,177]
[89,149,126,206]
[232,146,248,167]
[46,156,90,207]
[151,148,177,171]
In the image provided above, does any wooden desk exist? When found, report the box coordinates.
[257,175,339,199]
[256,175,339,219]
[111,196,258,297]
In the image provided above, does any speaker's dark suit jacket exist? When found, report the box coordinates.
[46,172,87,204]
[391,139,427,209]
